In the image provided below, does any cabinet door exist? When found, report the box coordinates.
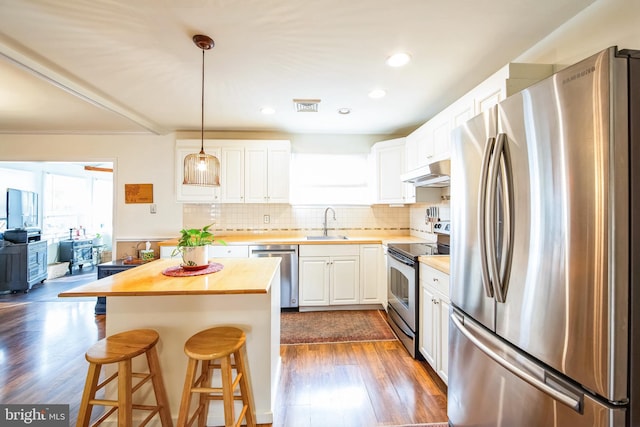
[417,123,435,163]
[419,283,437,366]
[175,145,221,202]
[438,298,450,384]
[431,118,451,159]
[475,88,503,114]
[209,245,249,258]
[374,138,406,204]
[359,245,382,304]
[159,246,178,259]
[220,146,244,203]
[329,256,359,305]
[299,257,330,306]
[244,146,269,203]
[267,145,290,203]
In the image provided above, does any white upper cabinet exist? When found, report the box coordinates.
[371,138,408,204]
[244,141,290,204]
[220,145,245,203]
[175,140,221,203]
[266,144,291,203]
[176,139,290,204]
[472,62,553,113]
[404,62,553,174]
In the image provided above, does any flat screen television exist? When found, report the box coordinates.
[6,188,38,230]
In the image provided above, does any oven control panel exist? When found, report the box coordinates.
[433,221,450,235]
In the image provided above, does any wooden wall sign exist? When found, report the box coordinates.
[124,184,153,203]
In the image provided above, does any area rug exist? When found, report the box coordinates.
[281,309,397,344]
[387,423,449,427]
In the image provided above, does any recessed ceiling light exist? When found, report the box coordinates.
[337,108,351,115]
[261,107,275,115]
[368,89,386,99]
[386,52,412,67]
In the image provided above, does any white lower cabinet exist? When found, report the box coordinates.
[299,244,365,307]
[160,244,249,259]
[299,256,331,305]
[299,243,384,307]
[209,245,249,258]
[419,263,450,384]
[360,244,384,304]
[159,246,178,259]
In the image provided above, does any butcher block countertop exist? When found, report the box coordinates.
[419,255,450,275]
[58,257,281,297]
[157,233,427,246]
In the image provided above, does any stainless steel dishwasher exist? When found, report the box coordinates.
[249,245,299,310]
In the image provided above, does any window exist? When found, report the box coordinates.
[43,172,112,242]
[290,153,371,205]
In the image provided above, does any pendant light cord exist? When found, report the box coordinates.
[200,48,205,154]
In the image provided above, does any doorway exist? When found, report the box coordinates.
[0,161,114,267]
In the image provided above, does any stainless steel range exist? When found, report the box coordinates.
[387,221,450,358]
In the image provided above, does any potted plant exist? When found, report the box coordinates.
[171,224,222,268]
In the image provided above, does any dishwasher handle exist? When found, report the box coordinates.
[250,249,297,255]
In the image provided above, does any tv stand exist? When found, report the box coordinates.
[0,240,48,293]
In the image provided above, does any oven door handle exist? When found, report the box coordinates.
[389,253,415,267]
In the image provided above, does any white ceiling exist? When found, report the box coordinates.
[0,0,595,136]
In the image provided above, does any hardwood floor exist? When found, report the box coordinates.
[0,269,447,426]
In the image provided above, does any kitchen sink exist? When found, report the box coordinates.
[306,235,349,240]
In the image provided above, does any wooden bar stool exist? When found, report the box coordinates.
[177,326,256,427]
[77,329,173,427]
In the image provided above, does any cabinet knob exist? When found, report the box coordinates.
[433,278,439,283]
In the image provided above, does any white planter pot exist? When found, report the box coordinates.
[181,246,209,267]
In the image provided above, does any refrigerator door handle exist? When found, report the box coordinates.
[451,312,583,413]
[490,133,513,303]
[486,133,503,301]
[478,136,496,298]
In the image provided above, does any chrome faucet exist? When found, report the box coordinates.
[323,207,336,236]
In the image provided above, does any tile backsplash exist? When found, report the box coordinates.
[182,204,410,236]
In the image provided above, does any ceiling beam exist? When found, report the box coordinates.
[0,33,167,135]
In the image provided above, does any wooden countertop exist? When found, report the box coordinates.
[419,255,450,274]
[58,257,281,297]
[157,233,428,247]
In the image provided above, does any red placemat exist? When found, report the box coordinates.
[162,262,224,277]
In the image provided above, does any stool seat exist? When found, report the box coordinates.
[86,329,159,364]
[77,329,172,427]
[184,326,245,360]
[178,326,256,427]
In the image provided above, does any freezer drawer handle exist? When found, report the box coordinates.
[451,313,583,413]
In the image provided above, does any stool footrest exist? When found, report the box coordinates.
[96,371,118,391]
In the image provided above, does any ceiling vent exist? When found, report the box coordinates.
[293,99,321,112]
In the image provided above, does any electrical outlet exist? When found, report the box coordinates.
[150,204,157,214]
[263,215,270,224]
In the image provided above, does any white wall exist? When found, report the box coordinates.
[515,0,640,66]
[0,133,180,240]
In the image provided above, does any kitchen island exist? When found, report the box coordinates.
[59,257,281,426]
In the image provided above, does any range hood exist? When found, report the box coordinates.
[401,159,451,187]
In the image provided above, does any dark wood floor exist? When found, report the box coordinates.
[0,268,448,426]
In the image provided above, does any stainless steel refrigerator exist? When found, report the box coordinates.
[449,46,640,426]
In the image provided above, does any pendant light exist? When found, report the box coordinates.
[183,34,220,186]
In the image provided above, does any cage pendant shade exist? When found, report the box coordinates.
[183,34,220,187]
[183,150,220,186]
